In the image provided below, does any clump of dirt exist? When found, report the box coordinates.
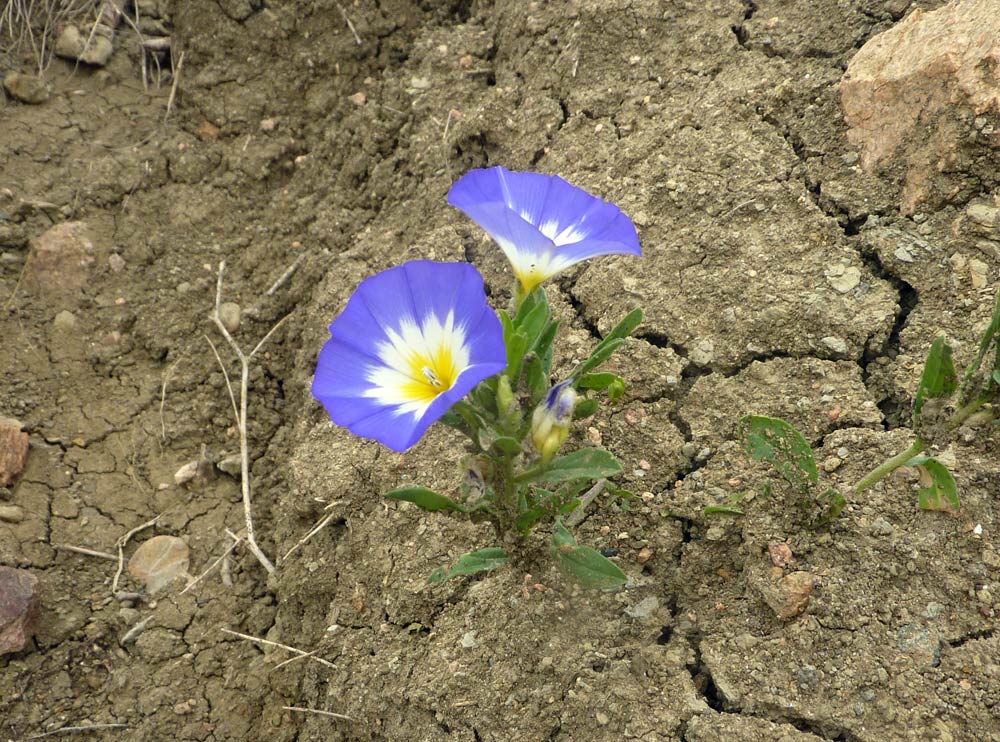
[2,0,998,740]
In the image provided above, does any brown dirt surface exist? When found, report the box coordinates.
[2,1,999,741]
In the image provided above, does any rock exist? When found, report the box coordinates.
[820,336,848,355]
[0,418,29,487]
[757,570,816,621]
[0,567,40,655]
[767,542,793,568]
[108,253,126,272]
[624,596,659,619]
[218,302,241,333]
[52,310,78,331]
[25,222,95,293]
[216,455,242,478]
[54,25,114,66]
[0,505,25,523]
[841,0,1000,214]
[825,264,861,293]
[2,72,50,104]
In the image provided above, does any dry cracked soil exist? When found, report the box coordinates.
[2,1,999,741]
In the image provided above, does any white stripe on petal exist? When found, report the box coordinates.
[363,310,471,418]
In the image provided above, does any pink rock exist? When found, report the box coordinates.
[0,567,40,655]
[0,418,29,487]
[841,0,1000,214]
[25,222,95,292]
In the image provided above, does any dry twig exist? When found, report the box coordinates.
[180,535,244,595]
[283,705,354,722]
[563,478,607,528]
[281,502,345,563]
[335,3,361,45]
[112,513,162,595]
[208,261,291,573]
[55,544,118,561]
[221,628,336,670]
[28,723,129,739]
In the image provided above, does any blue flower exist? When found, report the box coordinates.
[312,261,507,452]
[448,166,641,292]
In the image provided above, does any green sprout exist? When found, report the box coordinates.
[729,286,999,520]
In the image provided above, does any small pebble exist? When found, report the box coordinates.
[0,505,25,523]
[108,253,126,272]
[218,302,241,333]
[52,310,77,331]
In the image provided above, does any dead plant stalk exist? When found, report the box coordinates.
[208,261,290,573]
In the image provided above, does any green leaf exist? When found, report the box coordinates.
[576,338,625,377]
[489,436,522,456]
[550,524,626,591]
[704,505,745,516]
[525,354,549,403]
[572,308,642,377]
[913,335,958,420]
[504,331,529,387]
[551,520,576,547]
[965,287,1000,384]
[427,548,510,584]
[573,398,600,419]
[515,294,551,347]
[814,487,847,525]
[604,308,643,344]
[532,321,559,377]
[739,415,818,494]
[521,447,623,484]
[577,372,620,390]
[386,486,469,513]
[908,456,960,512]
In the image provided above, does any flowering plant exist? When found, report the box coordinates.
[313,167,642,589]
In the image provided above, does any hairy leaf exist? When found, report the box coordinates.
[908,456,960,512]
[522,448,622,484]
[428,548,509,584]
[386,486,468,512]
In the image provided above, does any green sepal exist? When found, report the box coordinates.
[738,415,818,495]
[428,548,510,584]
[550,522,626,591]
[908,456,960,512]
[385,486,469,513]
[913,335,958,421]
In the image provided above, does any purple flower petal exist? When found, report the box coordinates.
[448,166,641,290]
[312,261,507,452]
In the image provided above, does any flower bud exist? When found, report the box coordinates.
[531,381,577,462]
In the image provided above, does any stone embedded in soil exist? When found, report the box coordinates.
[755,569,817,621]
[55,26,114,67]
[0,566,40,656]
[25,222,95,293]
[218,302,241,333]
[841,0,1000,214]
[0,418,29,488]
[2,72,50,105]
[0,505,25,523]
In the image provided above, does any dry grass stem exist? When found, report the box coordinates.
[209,261,291,574]
[563,478,607,528]
[335,3,361,45]
[282,706,354,722]
[55,544,118,561]
[119,615,154,646]
[221,628,336,670]
[180,535,244,595]
[112,513,161,594]
[265,254,304,296]
[28,723,129,739]
[163,50,185,125]
[281,505,344,563]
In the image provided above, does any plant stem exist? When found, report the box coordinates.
[852,437,924,495]
[948,397,987,430]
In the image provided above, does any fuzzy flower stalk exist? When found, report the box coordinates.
[313,168,644,589]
